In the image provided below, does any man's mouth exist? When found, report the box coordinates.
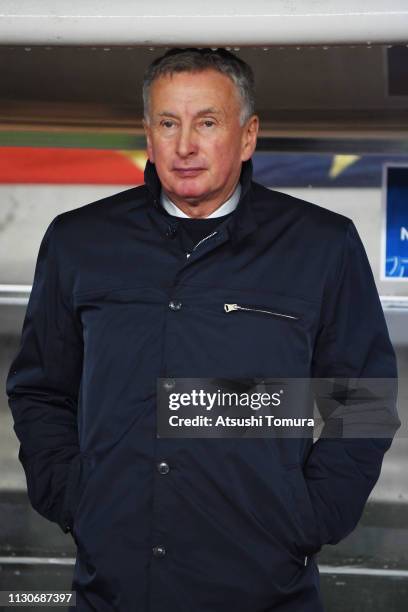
[174,168,205,177]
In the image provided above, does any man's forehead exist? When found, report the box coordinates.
[156,107,223,119]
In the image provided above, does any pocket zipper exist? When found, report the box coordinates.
[224,303,300,320]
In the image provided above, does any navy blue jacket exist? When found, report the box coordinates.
[6,158,398,611]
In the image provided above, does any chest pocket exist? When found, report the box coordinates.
[174,286,319,379]
[222,295,308,377]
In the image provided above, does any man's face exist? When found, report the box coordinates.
[143,68,259,216]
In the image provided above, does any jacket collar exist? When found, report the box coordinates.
[143,158,258,247]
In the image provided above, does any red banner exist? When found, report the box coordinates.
[0,147,146,184]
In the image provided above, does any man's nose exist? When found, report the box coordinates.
[176,125,198,158]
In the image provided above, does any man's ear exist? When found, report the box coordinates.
[241,114,259,162]
[143,118,154,163]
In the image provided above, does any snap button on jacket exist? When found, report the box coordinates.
[6,159,398,612]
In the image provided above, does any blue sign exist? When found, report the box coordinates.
[384,166,408,279]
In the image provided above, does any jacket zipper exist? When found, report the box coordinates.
[224,303,300,321]
[186,231,218,259]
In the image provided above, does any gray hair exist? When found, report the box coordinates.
[142,48,255,127]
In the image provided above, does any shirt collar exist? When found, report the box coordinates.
[160,182,242,218]
[144,157,258,247]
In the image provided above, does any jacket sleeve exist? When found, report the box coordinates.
[5,215,83,535]
[307,219,400,547]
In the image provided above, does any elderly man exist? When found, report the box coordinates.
[6,48,398,612]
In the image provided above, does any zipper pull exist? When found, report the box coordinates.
[224,303,239,312]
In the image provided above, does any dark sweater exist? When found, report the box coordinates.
[179,213,234,247]
[162,209,236,253]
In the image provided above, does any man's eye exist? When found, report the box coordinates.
[161,120,175,128]
[202,120,215,128]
